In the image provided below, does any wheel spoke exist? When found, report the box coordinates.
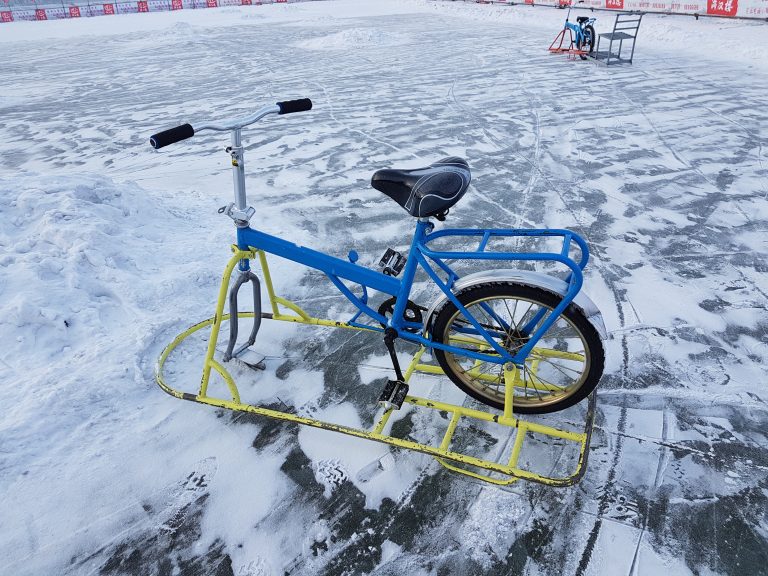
[539,360,583,385]
[523,364,565,394]
[530,347,586,362]
[540,359,584,377]
[514,301,535,333]
[523,365,547,401]
[433,284,603,413]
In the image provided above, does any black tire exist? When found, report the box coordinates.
[578,25,595,60]
[432,282,604,414]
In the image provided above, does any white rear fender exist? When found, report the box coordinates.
[424,269,608,340]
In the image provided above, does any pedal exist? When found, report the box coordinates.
[378,248,406,277]
[378,379,409,410]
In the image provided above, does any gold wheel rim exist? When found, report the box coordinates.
[440,294,592,409]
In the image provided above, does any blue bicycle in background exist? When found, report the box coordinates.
[550,1,597,60]
[148,99,607,485]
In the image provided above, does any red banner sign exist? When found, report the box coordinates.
[2,0,758,26]
[707,0,738,14]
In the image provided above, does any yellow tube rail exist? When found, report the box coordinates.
[154,247,596,487]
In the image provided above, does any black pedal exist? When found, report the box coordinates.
[378,379,409,410]
[378,248,406,277]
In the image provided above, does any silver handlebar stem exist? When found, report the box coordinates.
[231,129,247,211]
[194,104,281,224]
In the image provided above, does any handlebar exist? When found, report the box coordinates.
[149,123,194,149]
[149,98,313,149]
[277,98,312,115]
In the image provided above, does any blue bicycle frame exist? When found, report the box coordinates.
[235,219,590,368]
[565,18,595,45]
[150,102,591,370]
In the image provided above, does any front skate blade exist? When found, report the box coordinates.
[356,451,396,483]
[217,345,266,371]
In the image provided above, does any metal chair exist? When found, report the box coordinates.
[593,12,643,65]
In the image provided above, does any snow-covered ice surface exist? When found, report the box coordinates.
[2,1,767,574]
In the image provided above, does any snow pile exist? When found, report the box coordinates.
[0,175,162,573]
[1,175,156,360]
[295,27,403,50]
[0,173,254,576]
[0,0,433,43]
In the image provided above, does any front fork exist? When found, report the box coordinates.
[217,131,263,364]
[222,259,262,362]
[199,249,265,401]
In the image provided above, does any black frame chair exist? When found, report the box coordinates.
[593,12,643,65]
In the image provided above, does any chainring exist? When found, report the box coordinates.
[377,297,424,330]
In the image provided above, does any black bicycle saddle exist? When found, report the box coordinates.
[371,157,471,219]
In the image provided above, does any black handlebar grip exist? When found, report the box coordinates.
[276,98,313,115]
[149,123,195,149]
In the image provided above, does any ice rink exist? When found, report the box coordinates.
[2,1,767,574]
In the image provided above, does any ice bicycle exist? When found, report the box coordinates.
[549,1,596,60]
[150,98,607,487]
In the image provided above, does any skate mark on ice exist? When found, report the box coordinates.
[59,457,218,575]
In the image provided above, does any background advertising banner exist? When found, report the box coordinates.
[1,0,765,23]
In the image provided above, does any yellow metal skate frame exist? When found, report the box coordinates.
[155,248,596,487]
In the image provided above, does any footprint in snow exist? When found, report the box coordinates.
[313,459,349,497]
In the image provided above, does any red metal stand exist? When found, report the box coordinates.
[548,28,588,59]
[549,28,569,52]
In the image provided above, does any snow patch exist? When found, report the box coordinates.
[295,27,403,50]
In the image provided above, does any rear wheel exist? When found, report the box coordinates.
[432,283,604,414]
[578,25,595,60]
